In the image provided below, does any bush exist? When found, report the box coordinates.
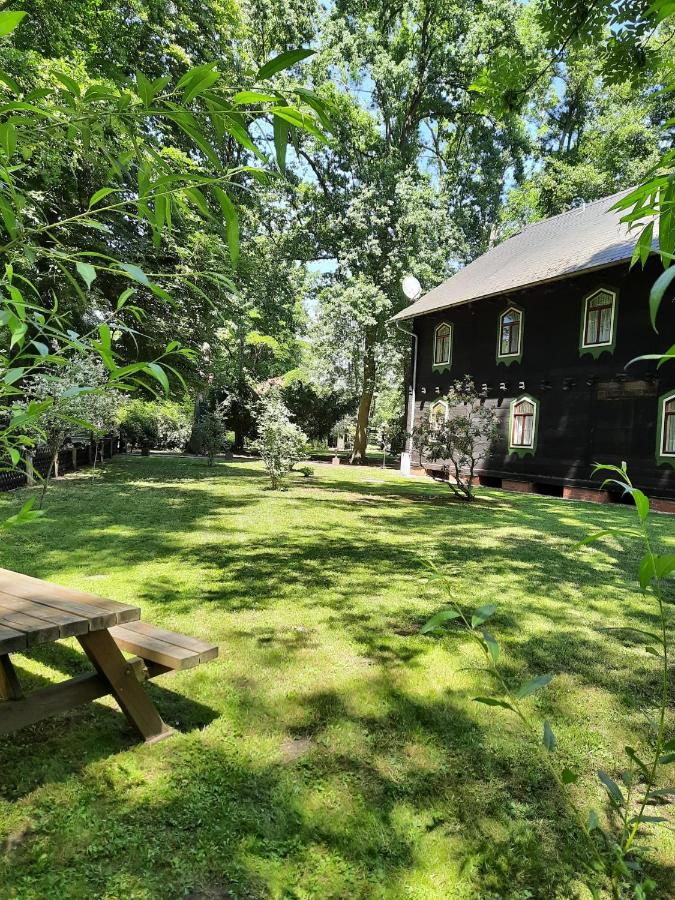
[298,465,314,478]
[119,399,192,454]
[192,402,228,465]
[252,391,308,489]
[118,400,160,454]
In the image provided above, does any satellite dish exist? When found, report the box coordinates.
[401,275,421,300]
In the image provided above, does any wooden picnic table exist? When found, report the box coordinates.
[0,567,217,743]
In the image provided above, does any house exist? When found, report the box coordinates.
[392,192,675,510]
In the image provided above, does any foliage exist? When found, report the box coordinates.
[282,373,357,443]
[193,401,228,465]
[0,7,328,525]
[118,399,161,453]
[252,389,307,488]
[154,399,193,451]
[297,464,314,477]
[413,377,499,501]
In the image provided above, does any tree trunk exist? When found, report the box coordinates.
[351,333,376,464]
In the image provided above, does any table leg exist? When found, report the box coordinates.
[0,654,23,700]
[78,629,172,743]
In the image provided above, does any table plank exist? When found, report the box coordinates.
[0,591,90,638]
[0,602,60,646]
[0,569,139,630]
[0,623,27,655]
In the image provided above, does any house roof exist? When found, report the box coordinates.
[392,190,654,321]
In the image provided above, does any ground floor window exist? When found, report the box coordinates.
[509,395,538,452]
[661,395,675,456]
[430,400,448,432]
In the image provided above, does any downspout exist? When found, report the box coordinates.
[395,318,418,476]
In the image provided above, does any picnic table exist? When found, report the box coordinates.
[0,568,217,743]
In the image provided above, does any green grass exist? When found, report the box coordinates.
[0,456,673,899]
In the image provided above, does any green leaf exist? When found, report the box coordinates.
[119,263,150,287]
[625,746,651,777]
[517,673,553,699]
[658,752,675,765]
[256,48,314,81]
[232,90,277,105]
[649,265,675,331]
[481,629,500,663]
[598,770,624,806]
[630,488,650,523]
[419,608,461,633]
[587,809,600,831]
[639,552,656,591]
[561,768,578,784]
[654,554,675,580]
[146,362,169,395]
[54,71,81,97]
[0,11,27,36]
[2,498,44,529]
[471,604,496,628]
[630,221,654,269]
[88,187,116,209]
[273,115,290,174]
[543,720,556,752]
[76,261,97,290]
[662,738,675,752]
[473,697,515,712]
[213,187,239,268]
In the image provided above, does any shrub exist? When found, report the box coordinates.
[413,376,499,501]
[118,400,160,455]
[252,391,308,489]
[192,402,228,465]
[298,465,314,478]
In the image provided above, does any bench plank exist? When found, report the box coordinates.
[0,591,89,638]
[110,622,218,671]
[0,603,60,646]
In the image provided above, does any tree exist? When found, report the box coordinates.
[296,0,532,462]
[193,401,228,465]
[252,390,307,488]
[413,377,499,501]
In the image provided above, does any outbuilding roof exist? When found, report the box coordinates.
[392,190,654,321]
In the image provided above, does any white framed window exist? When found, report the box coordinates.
[498,307,522,357]
[430,400,448,432]
[582,289,616,348]
[433,322,452,367]
[661,394,675,456]
[510,396,537,450]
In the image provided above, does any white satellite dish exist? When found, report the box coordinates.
[401,274,421,300]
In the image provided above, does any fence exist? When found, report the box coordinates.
[0,437,121,494]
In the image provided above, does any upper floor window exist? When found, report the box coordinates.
[433,322,452,368]
[498,307,522,359]
[661,395,675,456]
[510,396,537,450]
[582,288,616,348]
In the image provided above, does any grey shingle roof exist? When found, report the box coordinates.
[392,190,654,321]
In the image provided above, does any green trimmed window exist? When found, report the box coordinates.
[433,322,452,369]
[497,307,523,362]
[660,395,675,457]
[508,394,538,455]
[581,289,616,350]
[430,399,448,431]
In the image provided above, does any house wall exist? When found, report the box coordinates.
[409,258,675,498]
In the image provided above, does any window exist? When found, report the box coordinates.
[661,396,675,456]
[433,323,452,368]
[582,289,616,348]
[498,307,522,357]
[509,396,538,451]
[430,400,448,432]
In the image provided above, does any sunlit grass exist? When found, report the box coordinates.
[0,455,672,898]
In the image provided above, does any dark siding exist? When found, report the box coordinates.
[410,258,675,497]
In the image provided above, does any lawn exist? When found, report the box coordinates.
[0,456,673,899]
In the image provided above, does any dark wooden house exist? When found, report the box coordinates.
[392,192,675,509]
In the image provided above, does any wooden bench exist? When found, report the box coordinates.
[110,621,219,672]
